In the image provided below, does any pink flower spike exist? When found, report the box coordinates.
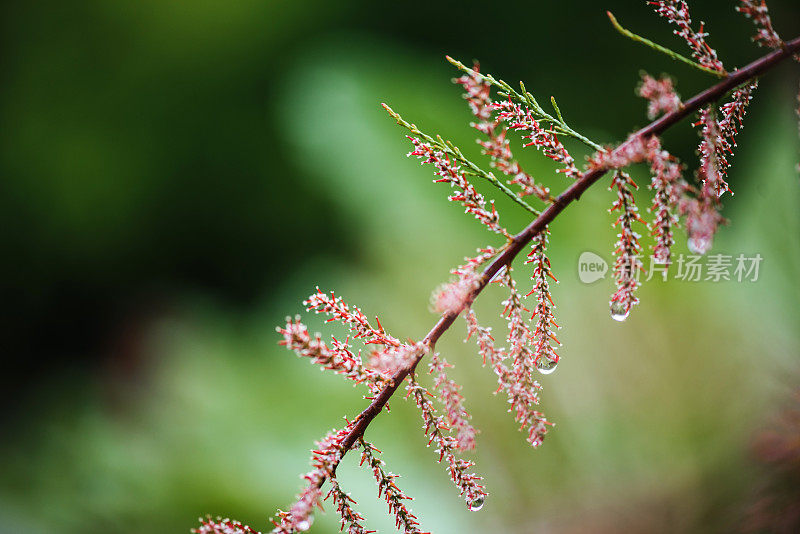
[359,440,424,533]
[500,271,536,386]
[326,478,374,534]
[608,171,645,321]
[586,134,659,172]
[648,1,725,73]
[638,74,681,119]
[495,98,580,180]
[431,275,479,316]
[679,193,725,256]
[525,228,560,374]
[696,107,729,198]
[428,352,477,451]
[455,64,551,201]
[737,1,783,49]
[451,247,498,280]
[305,288,401,348]
[647,139,682,266]
[407,137,508,235]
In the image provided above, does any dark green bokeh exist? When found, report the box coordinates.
[1,1,799,533]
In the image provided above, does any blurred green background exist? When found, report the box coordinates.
[1,1,799,533]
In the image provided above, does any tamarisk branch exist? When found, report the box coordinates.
[320,33,800,492]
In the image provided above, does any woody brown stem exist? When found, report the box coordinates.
[324,34,800,483]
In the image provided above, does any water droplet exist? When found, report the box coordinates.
[688,236,712,255]
[536,358,558,375]
[296,516,313,531]
[468,495,485,511]
[610,302,630,322]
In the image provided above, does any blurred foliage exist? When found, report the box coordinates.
[1,1,799,533]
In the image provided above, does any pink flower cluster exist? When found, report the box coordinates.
[495,98,580,179]
[359,441,426,533]
[609,171,645,321]
[455,64,550,201]
[737,0,783,49]
[430,276,478,316]
[638,74,681,119]
[272,422,356,533]
[406,377,487,509]
[649,0,725,73]
[435,247,499,316]
[428,351,477,450]
[407,138,506,235]
[368,342,426,377]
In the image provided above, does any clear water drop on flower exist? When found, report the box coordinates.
[688,235,712,255]
[610,301,630,322]
[536,358,558,375]
[468,495,485,511]
[296,516,313,532]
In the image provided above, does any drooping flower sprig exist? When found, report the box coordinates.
[646,139,683,266]
[326,478,372,534]
[358,439,424,533]
[428,351,477,451]
[609,171,646,321]
[199,3,800,532]
[500,271,536,388]
[525,228,560,373]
